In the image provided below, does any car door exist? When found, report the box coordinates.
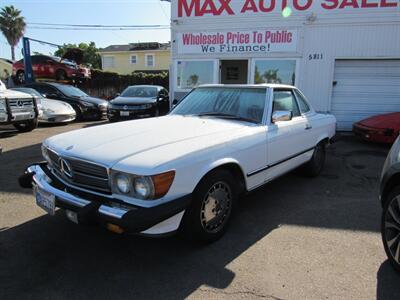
[294,89,318,149]
[266,89,310,179]
[30,56,42,78]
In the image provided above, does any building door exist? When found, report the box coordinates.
[220,60,248,84]
[331,59,400,131]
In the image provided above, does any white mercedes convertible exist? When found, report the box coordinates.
[20,84,336,243]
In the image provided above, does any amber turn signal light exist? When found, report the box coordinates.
[152,170,175,199]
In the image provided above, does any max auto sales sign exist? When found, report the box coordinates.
[175,0,398,55]
[178,30,298,54]
[175,0,398,18]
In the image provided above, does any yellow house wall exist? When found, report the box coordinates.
[101,51,170,75]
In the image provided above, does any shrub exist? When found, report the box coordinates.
[78,69,169,99]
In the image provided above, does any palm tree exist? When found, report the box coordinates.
[0,5,26,61]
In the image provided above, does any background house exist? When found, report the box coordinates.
[99,42,170,75]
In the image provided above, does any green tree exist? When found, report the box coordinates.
[262,69,282,84]
[54,42,101,69]
[0,5,26,61]
[188,74,199,87]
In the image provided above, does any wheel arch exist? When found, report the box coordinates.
[381,173,400,206]
[317,136,330,146]
[195,159,247,195]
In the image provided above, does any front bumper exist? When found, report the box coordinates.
[353,123,398,144]
[20,163,191,235]
[107,106,156,120]
[39,113,76,123]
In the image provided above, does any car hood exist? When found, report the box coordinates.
[358,112,400,129]
[111,96,157,105]
[0,88,33,99]
[45,115,254,169]
[42,99,75,114]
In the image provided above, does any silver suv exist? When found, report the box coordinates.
[0,80,39,132]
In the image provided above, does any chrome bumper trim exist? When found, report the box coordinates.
[27,165,129,219]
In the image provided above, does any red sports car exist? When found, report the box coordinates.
[13,49,90,84]
[353,112,400,144]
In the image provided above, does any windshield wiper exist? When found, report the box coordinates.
[196,112,258,124]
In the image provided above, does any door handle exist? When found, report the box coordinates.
[305,124,312,130]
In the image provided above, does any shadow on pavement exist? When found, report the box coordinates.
[376,261,400,300]
[0,133,397,299]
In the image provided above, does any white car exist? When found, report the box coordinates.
[11,88,76,124]
[20,84,336,243]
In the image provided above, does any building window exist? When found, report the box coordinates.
[130,55,137,64]
[177,60,215,90]
[254,60,296,85]
[102,56,115,68]
[146,54,155,67]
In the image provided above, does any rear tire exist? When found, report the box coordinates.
[381,186,400,272]
[13,118,38,132]
[302,142,326,177]
[180,169,238,244]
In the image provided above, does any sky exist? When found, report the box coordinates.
[0,0,171,60]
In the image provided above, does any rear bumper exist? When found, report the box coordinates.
[20,163,191,235]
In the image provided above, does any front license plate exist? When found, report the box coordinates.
[34,186,56,215]
[120,111,130,116]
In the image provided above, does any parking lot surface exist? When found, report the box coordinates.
[1,122,399,300]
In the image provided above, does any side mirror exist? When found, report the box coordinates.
[272,110,292,123]
[115,93,121,97]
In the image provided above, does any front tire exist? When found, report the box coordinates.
[302,142,326,177]
[13,118,38,132]
[381,186,400,272]
[180,169,237,243]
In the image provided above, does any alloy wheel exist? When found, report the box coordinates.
[200,181,232,233]
[384,195,400,265]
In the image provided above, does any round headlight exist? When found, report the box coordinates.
[116,174,131,194]
[133,176,154,199]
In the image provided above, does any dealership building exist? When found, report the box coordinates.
[169,0,400,130]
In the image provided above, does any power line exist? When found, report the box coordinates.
[27,22,169,28]
[27,26,170,31]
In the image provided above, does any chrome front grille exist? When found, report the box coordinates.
[8,98,35,113]
[47,149,110,193]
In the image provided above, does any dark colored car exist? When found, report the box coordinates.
[353,112,400,144]
[380,135,400,272]
[13,53,91,84]
[24,82,108,121]
[107,85,169,122]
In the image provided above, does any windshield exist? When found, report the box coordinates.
[121,86,158,98]
[12,88,42,98]
[56,85,88,97]
[171,87,267,123]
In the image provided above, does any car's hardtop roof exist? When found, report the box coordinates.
[198,84,296,89]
